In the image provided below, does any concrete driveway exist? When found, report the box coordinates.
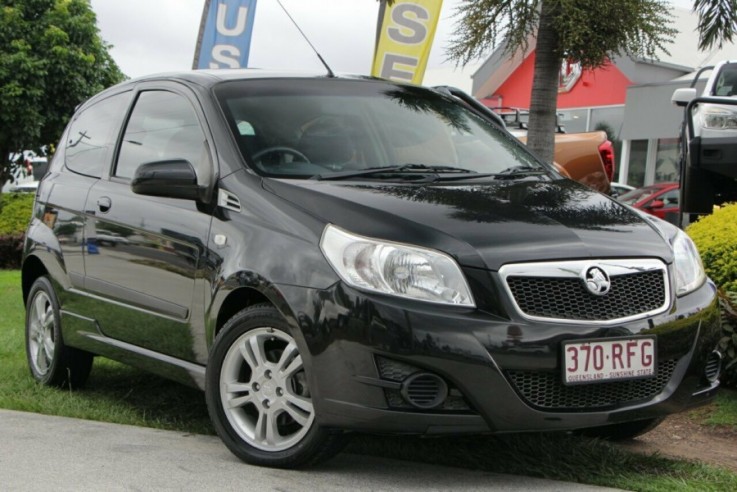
[0,410,623,491]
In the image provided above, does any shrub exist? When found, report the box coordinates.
[687,203,737,293]
[719,291,737,388]
[687,204,737,388]
[0,233,24,269]
[0,193,34,269]
[0,193,34,235]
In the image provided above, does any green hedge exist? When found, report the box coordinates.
[687,204,737,293]
[0,193,34,269]
[687,203,737,387]
[719,291,737,388]
[0,193,34,235]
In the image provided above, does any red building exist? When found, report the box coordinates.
[470,8,737,188]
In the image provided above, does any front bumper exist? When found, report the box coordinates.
[279,278,721,435]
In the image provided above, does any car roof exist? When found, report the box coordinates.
[82,70,391,111]
[120,70,379,90]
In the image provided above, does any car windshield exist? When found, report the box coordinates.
[712,63,737,96]
[214,78,544,179]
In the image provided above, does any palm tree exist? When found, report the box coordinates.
[694,0,737,50]
[447,0,675,165]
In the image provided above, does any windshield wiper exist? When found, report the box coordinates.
[493,166,547,179]
[399,164,475,173]
[313,163,476,181]
[312,163,547,182]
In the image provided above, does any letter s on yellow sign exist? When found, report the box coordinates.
[372,0,443,85]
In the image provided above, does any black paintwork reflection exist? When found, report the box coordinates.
[61,293,197,362]
[51,209,85,283]
[300,282,490,366]
[350,180,640,229]
[82,179,212,361]
[39,171,100,285]
[266,178,674,271]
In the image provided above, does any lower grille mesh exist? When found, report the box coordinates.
[507,358,679,411]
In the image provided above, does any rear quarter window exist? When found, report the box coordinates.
[64,91,131,178]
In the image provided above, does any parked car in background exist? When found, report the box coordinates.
[618,182,680,220]
[610,182,635,197]
[496,108,615,194]
[672,60,737,213]
[2,153,46,193]
[22,71,721,469]
[9,181,39,193]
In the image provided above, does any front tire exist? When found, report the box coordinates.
[25,276,93,389]
[206,304,348,468]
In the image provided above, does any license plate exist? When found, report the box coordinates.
[562,337,657,385]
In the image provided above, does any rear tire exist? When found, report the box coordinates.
[25,276,93,389]
[206,304,349,468]
[579,417,664,441]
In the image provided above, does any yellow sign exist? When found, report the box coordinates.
[372,0,443,85]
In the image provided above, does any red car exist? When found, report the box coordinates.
[618,182,680,220]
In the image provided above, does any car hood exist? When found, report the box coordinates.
[263,177,673,271]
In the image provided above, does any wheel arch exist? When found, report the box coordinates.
[214,287,271,337]
[209,272,301,344]
[22,255,49,305]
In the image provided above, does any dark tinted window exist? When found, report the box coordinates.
[215,79,540,178]
[712,63,737,96]
[116,91,206,180]
[65,92,131,178]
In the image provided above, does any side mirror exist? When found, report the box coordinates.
[131,160,200,200]
[672,88,697,107]
[647,199,665,210]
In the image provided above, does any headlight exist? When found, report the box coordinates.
[320,224,475,306]
[701,104,737,129]
[672,229,706,296]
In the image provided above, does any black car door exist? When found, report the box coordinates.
[83,84,215,362]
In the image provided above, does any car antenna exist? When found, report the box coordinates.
[276,0,335,78]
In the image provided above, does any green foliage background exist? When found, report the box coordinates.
[0,193,34,235]
[0,0,125,191]
[687,204,737,293]
[0,192,33,268]
[688,203,737,386]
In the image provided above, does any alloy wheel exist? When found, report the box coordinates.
[219,327,315,452]
[28,290,55,377]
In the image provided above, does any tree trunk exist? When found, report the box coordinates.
[527,0,562,165]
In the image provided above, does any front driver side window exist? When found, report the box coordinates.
[116,90,206,180]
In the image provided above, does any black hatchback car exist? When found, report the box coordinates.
[22,70,722,468]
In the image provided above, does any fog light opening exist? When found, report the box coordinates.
[400,372,449,410]
[704,350,723,383]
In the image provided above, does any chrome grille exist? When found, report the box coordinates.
[507,358,678,411]
[499,259,670,324]
[507,270,665,321]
